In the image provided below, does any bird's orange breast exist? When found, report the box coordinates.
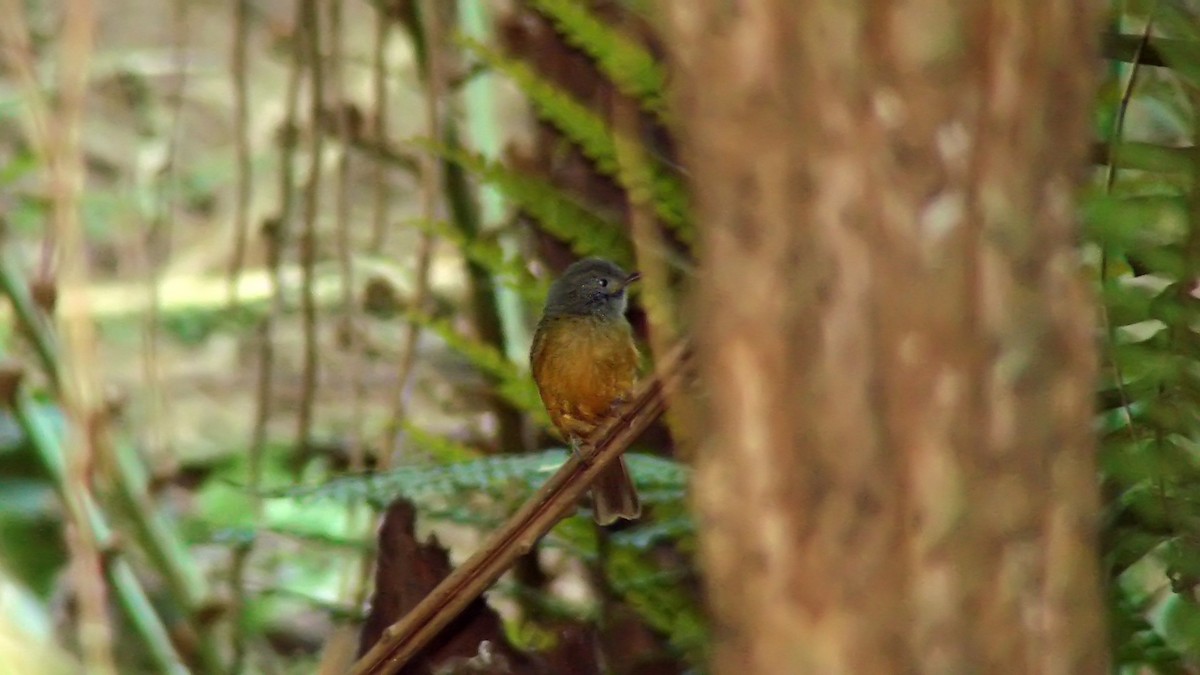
[530,315,639,438]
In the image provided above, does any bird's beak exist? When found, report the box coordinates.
[620,271,641,290]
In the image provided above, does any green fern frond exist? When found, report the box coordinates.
[409,312,512,381]
[607,547,708,662]
[612,512,694,550]
[267,451,570,505]
[625,453,689,494]
[540,456,690,556]
[528,0,668,119]
[403,310,549,422]
[544,511,600,558]
[401,420,481,464]
[458,39,694,245]
[406,217,549,307]
[267,450,688,508]
[415,139,635,266]
[262,526,371,551]
[538,520,705,663]
[538,491,704,664]
[258,587,361,621]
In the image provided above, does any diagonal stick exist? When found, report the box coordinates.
[350,340,692,675]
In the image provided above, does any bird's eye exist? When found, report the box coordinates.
[598,278,609,288]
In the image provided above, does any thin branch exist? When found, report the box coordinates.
[1,248,218,671]
[17,0,117,669]
[370,3,392,251]
[614,86,698,458]
[296,0,324,467]
[1101,31,1184,67]
[381,0,443,467]
[354,0,448,616]
[0,1,52,161]
[234,0,307,668]
[350,340,692,675]
[50,1,112,670]
[251,0,305,490]
[456,0,531,365]
[329,0,372,611]
[329,0,359,474]
[1099,7,1160,517]
[2,380,189,675]
[1,247,216,667]
[138,0,189,498]
[1090,141,1195,173]
[0,250,59,379]
[345,132,420,174]
[228,0,253,303]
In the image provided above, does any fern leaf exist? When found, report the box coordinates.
[528,0,667,119]
[262,526,371,551]
[626,453,689,485]
[414,139,635,266]
[267,451,568,504]
[404,309,549,421]
[612,512,694,550]
[406,217,549,307]
[267,450,688,508]
[401,421,481,464]
[459,39,694,245]
[607,547,708,662]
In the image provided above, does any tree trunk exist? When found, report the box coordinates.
[667,2,1106,673]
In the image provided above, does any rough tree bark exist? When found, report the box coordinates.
[667,1,1106,673]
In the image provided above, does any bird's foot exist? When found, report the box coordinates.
[569,438,594,466]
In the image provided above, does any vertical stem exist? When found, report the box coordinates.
[48,0,115,671]
[381,0,442,466]
[457,0,530,363]
[613,88,699,457]
[138,0,188,504]
[369,5,392,252]
[9,391,189,675]
[229,0,254,302]
[329,0,372,608]
[234,0,305,669]
[296,0,324,464]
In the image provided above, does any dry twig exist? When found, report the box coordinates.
[369,3,393,251]
[296,0,324,466]
[0,1,115,671]
[350,340,692,675]
[381,0,446,468]
[228,0,253,302]
[233,0,306,668]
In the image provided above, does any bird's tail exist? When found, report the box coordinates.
[591,457,642,525]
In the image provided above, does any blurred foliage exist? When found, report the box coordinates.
[1,0,700,672]
[459,36,691,240]
[424,139,637,266]
[529,0,668,120]
[3,0,1199,672]
[1095,3,1200,673]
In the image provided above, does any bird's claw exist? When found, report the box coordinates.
[570,438,594,466]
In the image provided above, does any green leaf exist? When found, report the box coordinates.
[264,450,689,508]
[417,139,635,266]
[407,217,549,307]
[1154,592,1200,659]
[529,0,668,119]
[1085,193,1188,253]
[460,38,694,245]
[404,310,548,420]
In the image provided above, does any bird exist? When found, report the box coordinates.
[530,257,643,525]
